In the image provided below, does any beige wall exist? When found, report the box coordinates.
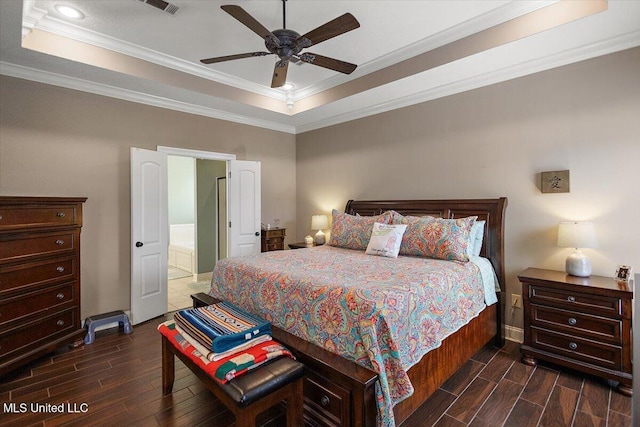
[0,76,296,319]
[296,47,640,332]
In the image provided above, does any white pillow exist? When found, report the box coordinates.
[365,223,408,258]
[467,220,486,256]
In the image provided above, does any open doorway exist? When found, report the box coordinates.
[167,155,226,311]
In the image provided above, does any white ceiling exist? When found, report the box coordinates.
[1,0,639,134]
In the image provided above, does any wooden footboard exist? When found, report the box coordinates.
[275,303,496,427]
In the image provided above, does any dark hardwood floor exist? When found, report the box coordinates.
[0,313,632,427]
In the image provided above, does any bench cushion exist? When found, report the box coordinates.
[222,356,304,408]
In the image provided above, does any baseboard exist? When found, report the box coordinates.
[505,325,524,343]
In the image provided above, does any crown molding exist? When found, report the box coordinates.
[21,3,288,101]
[0,61,296,134]
[2,30,637,136]
[295,31,640,133]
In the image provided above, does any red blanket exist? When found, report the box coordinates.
[158,320,294,383]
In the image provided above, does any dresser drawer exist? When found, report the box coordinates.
[0,256,77,294]
[0,283,76,326]
[528,284,622,318]
[0,309,78,358]
[531,304,622,345]
[0,231,77,263]
[530,327,622,370]
[304,372,350,427]
[0,205,79,231]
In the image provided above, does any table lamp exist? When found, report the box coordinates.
[557,221,598,277]
[311,214,329,245]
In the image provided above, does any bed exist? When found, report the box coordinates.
[209,198,507,427]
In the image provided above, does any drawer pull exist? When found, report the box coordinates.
[56,212,66,217]
[569,342,578,350]
[567,296,576,303]
[57,320,65,327]
[0,214,2,220]
[568,317,577,326]
[320,395,330,407]
[57,293,65,300]
[56,266,65,273]
[55,239,65,245]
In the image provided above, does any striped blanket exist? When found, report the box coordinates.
[174,301,272,353]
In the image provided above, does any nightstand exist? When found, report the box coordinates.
[519,268,632,395]
[261,228,286,252]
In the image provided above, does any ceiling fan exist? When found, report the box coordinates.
[200,0,360,88]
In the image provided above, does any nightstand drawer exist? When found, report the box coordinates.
[531,304,622,344]
[530,327,622,370]
[529,284,622,318]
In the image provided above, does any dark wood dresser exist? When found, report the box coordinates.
[0,196,87,377]
[261,227,286,252]
[519,268,632,395]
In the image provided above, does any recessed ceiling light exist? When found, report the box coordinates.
[54,4,85,19]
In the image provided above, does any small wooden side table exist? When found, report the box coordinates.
[261,228,286,252]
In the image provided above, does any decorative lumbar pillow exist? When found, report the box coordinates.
[467,220,486,257]
[397,214,477,261]
[328,209,394,250]
[365,223,408,258]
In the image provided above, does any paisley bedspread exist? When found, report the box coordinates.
[209,245,490,427]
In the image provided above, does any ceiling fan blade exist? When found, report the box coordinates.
[271,60,289,88]
[221,5,280,47]
[200,52,271,64]
[298,53,357,74]
[296,13,360,48]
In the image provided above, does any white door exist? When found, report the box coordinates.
[227,160,261,258]
[131,148,168,325]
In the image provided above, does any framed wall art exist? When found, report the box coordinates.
[540,170,570,193]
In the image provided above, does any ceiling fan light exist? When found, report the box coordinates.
[54,4,85,19]
[282,83,294,91]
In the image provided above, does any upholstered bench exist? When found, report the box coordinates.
[162,295,305,427]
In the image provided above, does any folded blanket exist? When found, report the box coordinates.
[158,321,294,383]
[175,322,273,361]
[174,301,271,353]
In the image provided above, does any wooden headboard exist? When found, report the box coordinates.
[344,198,508,296]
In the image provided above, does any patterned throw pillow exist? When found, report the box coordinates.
[397,214,477,261]
[328,210,394,250]
[365,223,408,258]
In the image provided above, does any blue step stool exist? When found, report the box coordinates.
[84,310,132,344]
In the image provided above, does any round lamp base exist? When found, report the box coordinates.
[565,250,592,277]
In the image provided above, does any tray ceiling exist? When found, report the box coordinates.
[1,0,639,133]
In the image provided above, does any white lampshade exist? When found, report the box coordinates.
[311,215,329,231]
[311,214,329,245]
[557,222,597,277]
[557,222,598,249]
